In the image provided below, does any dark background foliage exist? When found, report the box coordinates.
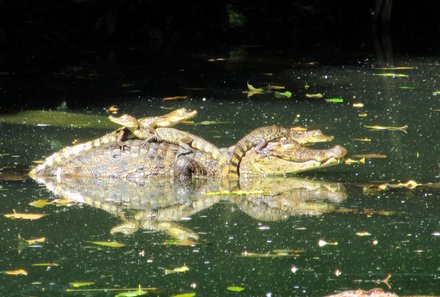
[1,0,439,52]
[1,0,439,109]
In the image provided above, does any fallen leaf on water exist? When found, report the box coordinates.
[376,274,392,289]
[162,96,189,101]
[353,154,387,159]
[272,249,305,254]
[364,125,408,132]
[305,93,323,99]
[164,265,189,275]
[358,113,368,117]
[325,98,344,103]
[171,293,196,297]
[274,91,292,98]
[364,180,421,192]
[243,82,265,97]
[318,239,338,247]
[240,251,300,258]
[399,85,415,90]
[115,290,147,297]
[374,66,415,70]
[265,85,285,90]
[373,73,409,77]
[29,199,52,208]
[26,237,46,245]
[352,103,364,108]
[32,263,59,267]
[88,241,125,248]
[69,281,95,288]
[105,105,119,114]
[433,91,440,95]
[32,160,44,164]
[208,58,226,62]
[355,232,371,237]
[4,210,46,220]
[352,138,371,142]
[345,158,365,165]
[227,286,245,292]
[3,269,28,276]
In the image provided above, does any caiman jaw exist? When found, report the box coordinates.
[108,114,139,128]
[240,142,348,176]
[154,108,198,127]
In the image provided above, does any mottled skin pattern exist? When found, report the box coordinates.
[29,108,196,177]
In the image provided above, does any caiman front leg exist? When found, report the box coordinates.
[113,128,129,151]
[175,135,195,157]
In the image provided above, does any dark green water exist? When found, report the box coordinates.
[0,50,439,296]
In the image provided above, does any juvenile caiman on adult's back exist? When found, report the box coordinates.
[30,124,347,180]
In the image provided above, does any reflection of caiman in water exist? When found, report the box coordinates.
[32,174,347,239]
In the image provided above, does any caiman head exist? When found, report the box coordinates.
[109,108,198,129]
[151,108,197,127]
[239,130,348,176]
[109,114,140,129]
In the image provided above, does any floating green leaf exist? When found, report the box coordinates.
[433,91,440,95]
[227,286,245,292]
[399,86,415,90]
[273,91,292,98]
[70,282,96,288]
[325,98,344,103]
[88,241,125,248]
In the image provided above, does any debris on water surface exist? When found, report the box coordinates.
[4,210,46,220]
[323,288,397,297]
[164,265,190,275]
[364,125,408,132]
[318,239,338,247]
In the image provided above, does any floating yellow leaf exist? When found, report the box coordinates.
[305,93,323,99]
[358,113,368,117]
[115,290,147,297]
[364,125,408,132]
[70,281,95,288]
[171,293,195,297]
[266,85,285,90]
[352,103,364,108]
[355,232,371,237]
[353,154,387,159]
[26,237,46,245]
[88,241,125,248]
[352,138,371,142]
[4,210,46,220]
[29,199,52,208]
[162,96,189,101]
[375,66,415,70]
[345,158,365,165]
[32,263,59,267]
[164,265,189,275]
[373,73,409,77]
[3,269,27,276]
[318,239,338,247]
[32,160,44,164]
[243,82,265,97]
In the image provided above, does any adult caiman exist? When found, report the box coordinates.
[29,126,347,180]
[30,108,197,176]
